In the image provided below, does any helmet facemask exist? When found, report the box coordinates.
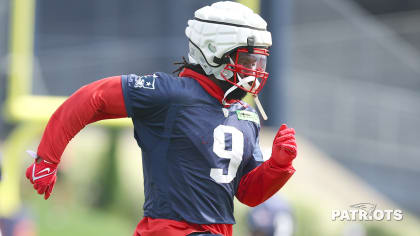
[219,47,270,120]
[221,47,269,96]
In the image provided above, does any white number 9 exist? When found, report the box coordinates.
[210,125,244,183]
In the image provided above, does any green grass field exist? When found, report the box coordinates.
[26,196,134,236]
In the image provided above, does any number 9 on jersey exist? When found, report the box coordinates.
[210,125,244,184]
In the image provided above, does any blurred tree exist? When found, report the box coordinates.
[91,127,120,209]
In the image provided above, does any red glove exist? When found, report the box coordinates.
[271,124,297,167]
[25,150,58,200]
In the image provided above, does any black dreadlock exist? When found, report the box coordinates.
[173,57,206,76]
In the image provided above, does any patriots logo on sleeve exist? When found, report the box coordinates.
[133,74,157,89]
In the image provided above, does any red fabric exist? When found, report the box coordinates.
[37,76,127,164]
[236,160,295,207]
[133,217,232,236]
[179,68,237,106]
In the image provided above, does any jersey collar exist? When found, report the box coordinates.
[179,68,236,106]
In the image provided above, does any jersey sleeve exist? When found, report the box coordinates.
[121,73,174,118]
[236,122,295,207]
[37,76,127,164]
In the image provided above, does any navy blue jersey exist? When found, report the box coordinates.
[121,72,263,224]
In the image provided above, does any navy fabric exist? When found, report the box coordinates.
[121,72,263,224]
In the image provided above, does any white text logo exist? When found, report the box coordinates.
[332,203,403,221]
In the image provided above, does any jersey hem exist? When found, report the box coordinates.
[121,75,133,117]
[143,213,236,225]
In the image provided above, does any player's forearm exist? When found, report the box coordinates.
[37,76,127,164]
[236,160,295,207]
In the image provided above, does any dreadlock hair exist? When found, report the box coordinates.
[173,57,206,76]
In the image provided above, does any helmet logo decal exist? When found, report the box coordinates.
[208,43,217,53]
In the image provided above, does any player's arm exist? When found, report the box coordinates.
[26,76,127,199]
[236,124,296,207]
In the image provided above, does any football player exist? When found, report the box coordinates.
[25,2,297,236]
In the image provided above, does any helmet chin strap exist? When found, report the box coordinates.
[253,95,268,121]
[221,74,268,120]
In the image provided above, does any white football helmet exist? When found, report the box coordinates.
[186,1,272,106]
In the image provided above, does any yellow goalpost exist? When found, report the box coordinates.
[0,0,131,217]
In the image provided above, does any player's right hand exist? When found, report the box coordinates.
[25,151,57,200]
[271,124,297,167]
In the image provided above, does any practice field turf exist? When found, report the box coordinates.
[26,196,134,236]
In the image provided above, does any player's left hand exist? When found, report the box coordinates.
[270,124,297,167]
[25,151,57,200]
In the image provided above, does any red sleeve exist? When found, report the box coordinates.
[235,159,295,207]
[37,76,127,164]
